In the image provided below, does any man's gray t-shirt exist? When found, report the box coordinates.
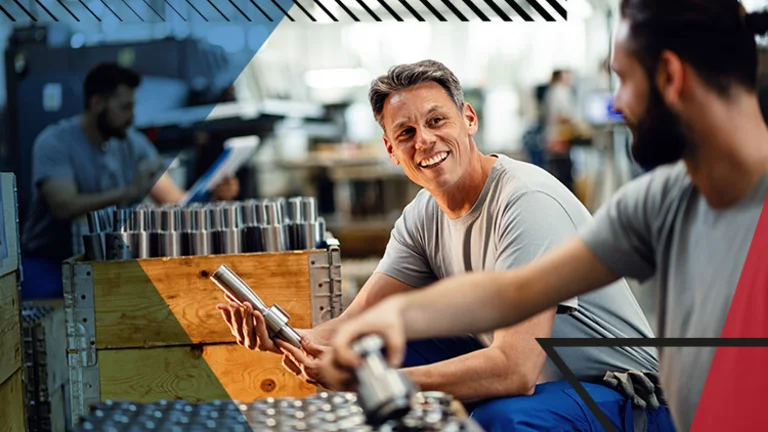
[22,115,160,261]
[579,161,768,432]
[376,154,659,383]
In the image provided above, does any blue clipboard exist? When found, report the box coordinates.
[181,135,261,205]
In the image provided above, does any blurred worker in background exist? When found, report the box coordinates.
[21,62,239,300]
[219,59,673,431]
[325,1,768,431]
[544,69,587,192]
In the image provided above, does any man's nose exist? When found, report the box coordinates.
[414,127,435,151]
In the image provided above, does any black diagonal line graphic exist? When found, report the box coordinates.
[0,4,16,21]
[228,0,250,20]
[79,0,101,20]
[292,0,316,21]
[165,0,186,19]
[440,0,467,21]
[545,0,565,19]
[186,0,208,20]
[482,0,510,21]
[461,0,488,20]
[354,0,380,21]
[35,0,58,21]
[538,338,768,432]
[100,0,123,21]
[13,0,37,21]
[502,0,531,20]
[250,0,272,20]
[121,0,144,21]
[398,0,423,21]
[56,0,80,21]
[208,0,230,20]
[376,0,402,21]
[525,0,552,20]
[333,0,358,21]
[419,0,444,20]
[144,0,166,20]
[271,0,293,21]
[539,342,618,432]
[312,0,337,21]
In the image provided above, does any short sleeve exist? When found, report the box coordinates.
[374,202,437,288]
[494,191,580,309]
[578,173,659,282]
[31,129,74,186]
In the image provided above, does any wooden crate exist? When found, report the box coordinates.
[0,172,25,432]
[63,245,343,424]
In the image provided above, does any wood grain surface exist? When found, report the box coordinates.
[98,343,316,403]
[0,272,21,385]
[92,251,315,349]
[0,369,26,432]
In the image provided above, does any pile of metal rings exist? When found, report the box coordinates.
[82,196,327,261]
[72,392,483,432]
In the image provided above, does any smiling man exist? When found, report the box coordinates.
[219,59,666,430]
[326,2,768,431]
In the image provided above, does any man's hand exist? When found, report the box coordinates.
[329,296,408,371]
[216,298,283,354]
[276,332,352,391]
[211,176,240,201]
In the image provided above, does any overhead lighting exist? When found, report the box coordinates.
[304,68,372,89]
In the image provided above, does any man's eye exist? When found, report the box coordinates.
[431,117,443,125]
[399,128,413,137]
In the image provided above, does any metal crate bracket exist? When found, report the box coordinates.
[308,245,343,327]
[63,261,100,424]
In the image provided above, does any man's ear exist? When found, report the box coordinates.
[463,103,479,136]
[383,135,399,166]
[656,50,685,109]
[89,95,106,113]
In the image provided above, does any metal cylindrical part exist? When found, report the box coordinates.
[263,202,281,226]
[222,204,241,229]
[210,265,268,312]
[210,265,301,349]
[113,208,131,232]
[136,231,151,259]
[104,231,132,260]
[287,197,302,222]
[220,228,242,254]
[161,207,181,232]
[181,208,195,232]
[261,225,286,252]
[300,197,317,223]
[83,233,105,261]
[157,231,182,257]
[244,225,263,253]
[352,334,415,426]
[134,206,150,232]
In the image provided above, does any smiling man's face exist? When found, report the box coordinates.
[381,81,478,192]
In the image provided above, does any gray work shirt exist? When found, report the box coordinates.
[375,154,660,384]
[579,161,768,432]
[22,115,159,261]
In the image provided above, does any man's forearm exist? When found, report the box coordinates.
[52,188,134,220]
[401,348,534,402]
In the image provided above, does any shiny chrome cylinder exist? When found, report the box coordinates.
[83,233,105,261]
[157,231,182,257]
[136,231,151,259]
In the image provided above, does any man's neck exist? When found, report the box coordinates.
[684,95,768,210]
[79,114,107,149]
[429,152,498,219]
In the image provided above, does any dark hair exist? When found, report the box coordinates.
[619,0,768,96]
[368,60,464,129]
[551,69,567,83]
[83,63,141,110]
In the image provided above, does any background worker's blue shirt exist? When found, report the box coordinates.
[21,115,160,261]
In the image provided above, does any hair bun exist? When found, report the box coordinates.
[745,11,768,36]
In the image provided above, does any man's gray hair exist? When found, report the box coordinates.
[368,60,465,129]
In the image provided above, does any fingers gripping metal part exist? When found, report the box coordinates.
[210,264,302,349]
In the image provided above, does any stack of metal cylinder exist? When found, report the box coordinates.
[21,304,62,432]
[82,197,327,261]
[72,392,482,432]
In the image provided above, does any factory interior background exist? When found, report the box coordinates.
[3,0,768,332]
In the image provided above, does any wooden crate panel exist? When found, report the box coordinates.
[0,369,26,432]
[98,343,316,403]
[0,272,20,385]
[92,251,314,349]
